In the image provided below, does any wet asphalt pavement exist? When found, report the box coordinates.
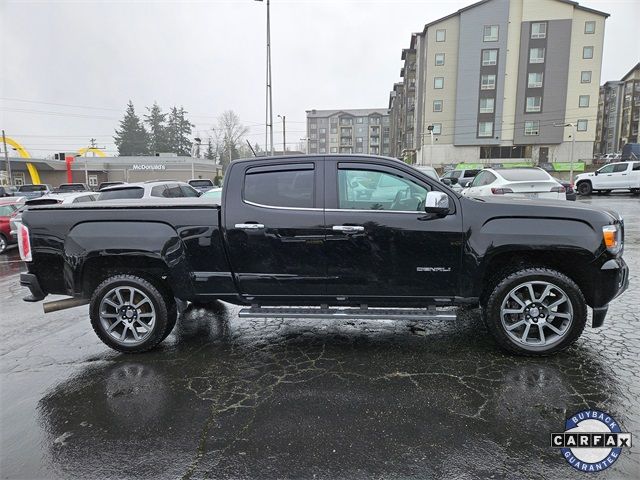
[1,195,639,479]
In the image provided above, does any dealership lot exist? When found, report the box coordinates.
[1,195,638,479]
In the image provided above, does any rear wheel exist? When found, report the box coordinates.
[577,181,592,196]
[0,234,7,254]
[482,267,587,356]
[90,274,170,353]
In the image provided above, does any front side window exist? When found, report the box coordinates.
[524,120,540,135]
[338,169,429,212]
[244,167,314,208]
[577,119,588,131]
[435,53,445,66]
[583,46,594,59]
[529,47,545,63]
[483,25,499,42]
[526,96,542,112]
[528,72,543,88]
[482,49,498,66]
[581,71,592,83]
[479,97,494,113]
[436,29,446,42]
[180,185,200,197]
[579,95,590,107]
[478,121,493,137]
[531,22,547,39]
[598,164,615,174]
[481,74,496,90]
[434,77,444,89]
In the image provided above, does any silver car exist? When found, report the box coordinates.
[97,181,200,201]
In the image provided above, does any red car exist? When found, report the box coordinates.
[0,199,23,254]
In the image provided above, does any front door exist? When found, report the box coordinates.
[323,159,463,300]
[223,160,326,298]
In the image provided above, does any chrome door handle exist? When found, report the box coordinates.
[235,223,265,229]
[332,225,364,233]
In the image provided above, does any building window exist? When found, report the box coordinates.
[479,97,494,113]
[330,127,337,134]
[529,47,545,63]
[478,121,493,137]
[330,147,337,153]
[434,77,444,89]
[319,148,326,154]
[526,96,542,112]
[583,46,594,59]
[483,25,499,42]
[482,49,498,66]
[581,71,592,83]
[436,29,446,42]
[432,123,442,135]
[584,21,596,34]
[527,72,543,88]
[356,117,364,124]
[356,136,363,144]
[356,147,363,153]
[435,53,445,66]
[88,175,98,187]
[309,123,317,130]
[531,22,547,39]
[433,100,443,112]
[577,119,588,131]
[480,74,496,90]
[524,120,540,135]
[579,95,590,107]
[330,137,337,143]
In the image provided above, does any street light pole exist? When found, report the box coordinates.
[2,130,12,186]
[554,123,577,183]
[278,115,286,154]
[256,0,275,156]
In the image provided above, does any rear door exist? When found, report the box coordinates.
[324,159,462,299]
[223,160,326,298]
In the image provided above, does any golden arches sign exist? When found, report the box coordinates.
[3,136,41,184]
[77,147,107,157]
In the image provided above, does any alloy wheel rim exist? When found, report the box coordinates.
[99,286,156,345]
[500,281,573,349]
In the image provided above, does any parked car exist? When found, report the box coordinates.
[621,143,639,161]
[188,179,215,193]
[55,183,89,193]
[551,177,577,201]
[97,181,200,201]
[441,168,481,190]
[19,155,628,357]
[462,168,566,201]
[411,166,439,181]
[98,181,126,191]
[575,161,640,196]
[0,199,23,254]
[16,184,53,199]
[9,192,98,240]
[0,185,19,197]
[201,187,223,203]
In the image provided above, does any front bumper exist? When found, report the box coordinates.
[591,257,629,328]
[20,273,47,302]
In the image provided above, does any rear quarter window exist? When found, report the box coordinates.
[244,168,314,208]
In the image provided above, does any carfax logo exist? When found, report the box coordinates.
[551,410,632,472]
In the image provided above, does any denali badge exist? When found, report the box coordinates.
[417,267,451,272]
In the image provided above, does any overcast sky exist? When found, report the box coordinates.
[1,0,638,157]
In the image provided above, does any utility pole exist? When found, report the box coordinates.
[256,0,274,155]
[2,130,12,185]
[554,123,577,183]
[278,115,286,154]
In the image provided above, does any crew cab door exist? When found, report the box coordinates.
[594,163,629,189]
[222,160,325,298]
[324,159,463,299]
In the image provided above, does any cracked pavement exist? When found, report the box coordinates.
[1,195,639,479]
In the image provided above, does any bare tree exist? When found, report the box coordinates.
[214,110,249,172]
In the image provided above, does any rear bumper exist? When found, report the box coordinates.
[590,257,629,328]
[20,273,47,302]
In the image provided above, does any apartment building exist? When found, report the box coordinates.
[388,0,608,166]
[306,109,391,155]
[595,63,640,155]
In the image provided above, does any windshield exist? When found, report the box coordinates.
[58,184,85,191]
[0,205,18,216]
[25,199,61,206]
[203,189,223,202]
[18,185,47,192]
[498,169,550,181]
[97,188,144,200]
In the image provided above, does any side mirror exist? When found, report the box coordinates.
[441,178,452,185]
[464,182,472,188]
[197,191,203,197]
[594,171,599,176]
[449,177,458,185]
[424,191,449,215]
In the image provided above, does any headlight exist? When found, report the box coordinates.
[602,225,622,254]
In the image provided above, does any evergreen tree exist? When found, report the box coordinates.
[144,102,169,154]
[113,101,149,156]
[166,106,194,156]
[204,138,216,160]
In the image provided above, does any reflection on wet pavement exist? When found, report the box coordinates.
[1,196,639,479]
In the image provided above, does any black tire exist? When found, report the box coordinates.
[482,267,587,356]
[602,190,611,195]
[631,189,640,195]
[577,181,592,196]
[90,274,170,353]
[160,302,178,341]
[0,234,7,254]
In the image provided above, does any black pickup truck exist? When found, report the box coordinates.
[19,155,628,355]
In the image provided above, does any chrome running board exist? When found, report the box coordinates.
[238,306,457,321]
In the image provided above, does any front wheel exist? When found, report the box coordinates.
[90,274,171,353]
[482,268,587,356]
[577,182,592,196]
[0,234,7,254]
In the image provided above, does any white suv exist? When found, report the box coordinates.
[97,181,200,200]
[575,162,640,196]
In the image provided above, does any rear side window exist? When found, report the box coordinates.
[151,185,167,197]
[633,163,640,171]
[165,185,184,198]
[244,169,314,208]
[98,188,144,200]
